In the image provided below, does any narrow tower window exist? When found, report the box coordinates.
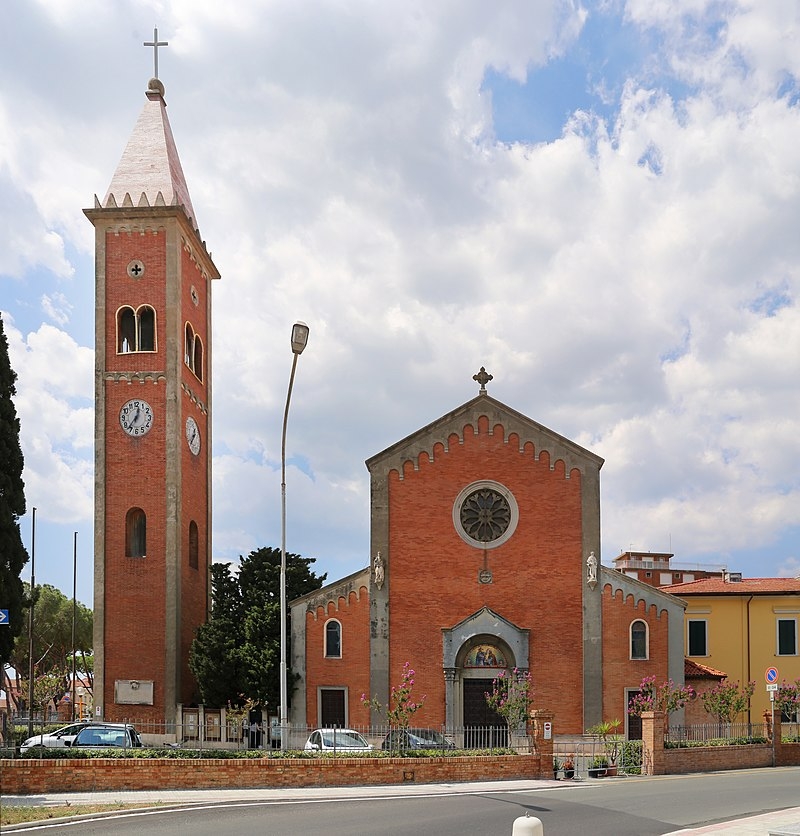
[193,337,203,382]
[126,508,147,557]
[138,306,155,351]
[118,307,136,352]
[189,521,199,569]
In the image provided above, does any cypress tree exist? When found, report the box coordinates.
[0,312,29,668]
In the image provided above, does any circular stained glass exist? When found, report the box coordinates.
[460,488,511,542]
[453,480,519,549]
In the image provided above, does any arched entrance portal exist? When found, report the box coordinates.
[459,640,510,747]
[442,607,530,747]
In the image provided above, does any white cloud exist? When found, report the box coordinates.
[2,1,800,602]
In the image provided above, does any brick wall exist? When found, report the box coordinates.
[0,755,542,796]
[304,588,371,726]
[387,419,585,731]
[601,586,671,721]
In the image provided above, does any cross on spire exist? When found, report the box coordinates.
[144,27,168,79]
[473,366,493,394]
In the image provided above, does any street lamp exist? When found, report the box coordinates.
[280,321,309,750]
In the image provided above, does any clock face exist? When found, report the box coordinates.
[119,399,153,437]
[185,416,201,455]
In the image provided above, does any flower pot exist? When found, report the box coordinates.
[588,767,607,778]
[563,769,574,779]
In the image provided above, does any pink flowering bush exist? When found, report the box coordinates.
[362,661,426,728]
[700,679,755,724]
[628,675,695,718]
[485,668,534,730]
[774,679,800,721]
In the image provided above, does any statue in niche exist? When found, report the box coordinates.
[373,551,385,590]
[587,551,598,586]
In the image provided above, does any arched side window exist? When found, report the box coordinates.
[118,307,136,353]
[184,323,203,382]
[125,508,147,557]
[189,521,199,569]
[630,619,648,660]
[193,337,203,382]
[117,306,157,353]
[185,323,195,370]
[324,619,342,658]
[138,306,156,351]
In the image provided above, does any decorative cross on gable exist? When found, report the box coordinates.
[473,366,493,394]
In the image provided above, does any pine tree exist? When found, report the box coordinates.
[0,312,29,668]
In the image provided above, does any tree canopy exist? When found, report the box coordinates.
[0,312,29,670]
[3,583,93,713]
[189,547,325,712]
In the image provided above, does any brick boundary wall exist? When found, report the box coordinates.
[0,755,544,796]
[641,710,800,775]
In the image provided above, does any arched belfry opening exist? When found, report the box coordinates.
[442,607,530,742]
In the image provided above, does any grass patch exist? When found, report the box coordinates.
[1,803,143,826]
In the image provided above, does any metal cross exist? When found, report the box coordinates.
[144,27,168,79]
[473,367,493,394]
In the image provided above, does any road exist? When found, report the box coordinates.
[5,768,800,834]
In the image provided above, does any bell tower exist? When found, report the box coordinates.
[85,76,220,724]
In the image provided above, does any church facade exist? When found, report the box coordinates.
[291,377,686,736]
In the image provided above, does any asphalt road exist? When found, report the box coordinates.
[5,768,800,835]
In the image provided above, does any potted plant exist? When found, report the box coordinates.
[552,755,562,779]
[562,758,575,779]
[588,754,609,778]
[586,718,622,777]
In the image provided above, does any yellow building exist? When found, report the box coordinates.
[664,576,800,723]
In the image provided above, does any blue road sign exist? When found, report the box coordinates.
[0,609,9,625]
[766,666,779,684]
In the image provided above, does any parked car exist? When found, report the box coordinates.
[381,728,456,751]
[20,722,92,754]
[304,729,373,753]
[67,723,143,749]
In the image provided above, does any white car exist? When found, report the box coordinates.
[304,728,373,753]
[20,722,91,754]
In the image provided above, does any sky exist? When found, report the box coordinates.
[2,0,800,608]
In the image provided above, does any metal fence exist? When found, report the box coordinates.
[2,715,527,755]
[665,721,769,745]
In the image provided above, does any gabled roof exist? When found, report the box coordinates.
[663,577,800,596]
[101,79,198,231]
[365,392,604,476]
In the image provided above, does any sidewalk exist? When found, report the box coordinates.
[3,779,800,833]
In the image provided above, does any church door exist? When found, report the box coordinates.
[463,679,507,748]
[320,688,346,728]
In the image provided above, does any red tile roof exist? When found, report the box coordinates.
[685,658,727,679]
[663,577,800,595]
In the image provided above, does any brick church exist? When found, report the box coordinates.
[88,70,686,735]
[291,373,686,737]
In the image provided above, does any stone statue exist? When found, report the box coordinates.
[587,551,598,585]
[373,551,385,590]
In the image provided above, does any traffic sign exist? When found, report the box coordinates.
[766,667,779,684]
[0,609,9,625]
[767,684,779,692]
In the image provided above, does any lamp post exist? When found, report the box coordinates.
[280,321,309,750]
[27,507,36,739]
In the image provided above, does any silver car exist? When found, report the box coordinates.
[20,722,91,754]
[69,724,143,749]
[304,728,372,753]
